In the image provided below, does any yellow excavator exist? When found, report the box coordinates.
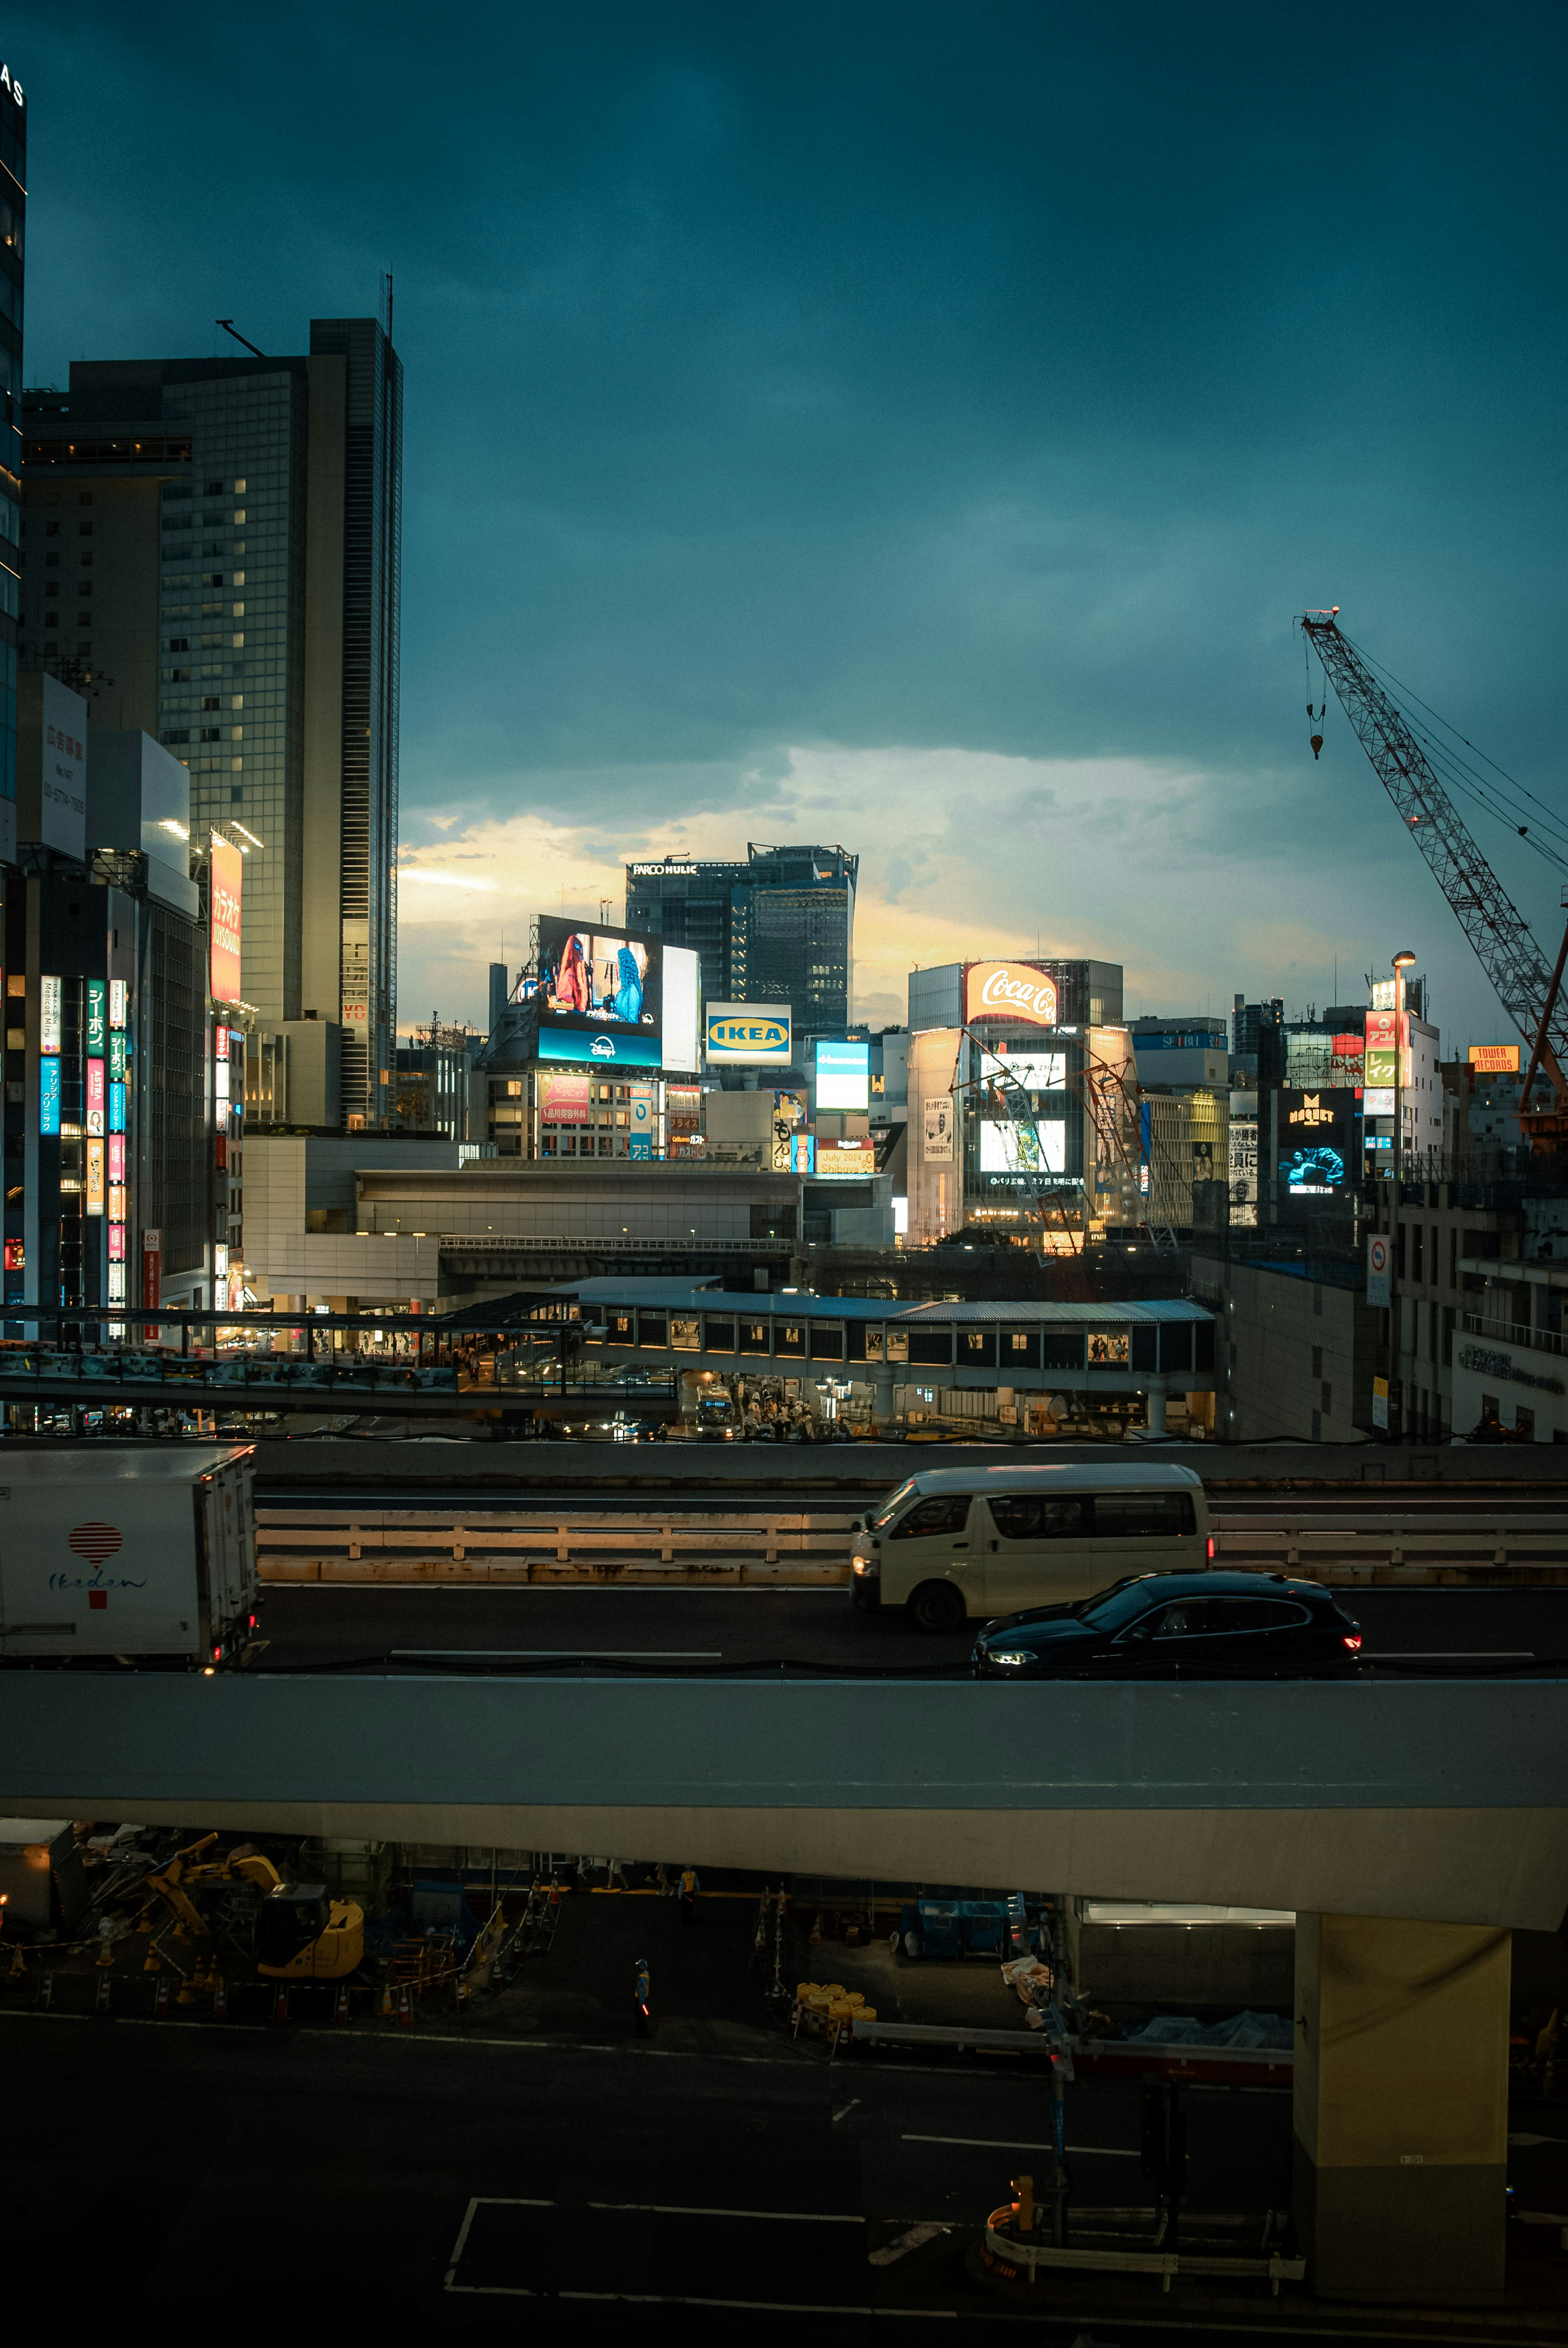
[136,1832,364,1980]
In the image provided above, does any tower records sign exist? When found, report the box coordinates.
[965,961,1059,1028]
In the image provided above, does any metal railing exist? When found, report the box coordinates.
[256,1506,858,1584]
[1460,1314,1567,1359]
[0,1349,462,1395]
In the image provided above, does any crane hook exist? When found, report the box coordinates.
[1310,732,1323,760]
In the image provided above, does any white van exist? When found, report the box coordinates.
[850,1461,1212,1633]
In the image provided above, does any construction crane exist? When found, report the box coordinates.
[1299,610,1568,1150]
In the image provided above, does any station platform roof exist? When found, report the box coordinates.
[535,1279,1213,1326]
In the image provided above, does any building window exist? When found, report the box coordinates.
[1311,1345,1322,1379]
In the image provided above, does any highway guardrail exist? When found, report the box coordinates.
[256,1508,859,1585]
[256,1506,1568,1587]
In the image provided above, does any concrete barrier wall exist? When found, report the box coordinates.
[251,1437,1568,1493]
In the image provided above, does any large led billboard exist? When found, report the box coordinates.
[979,1118,1066,1173]
[1276,1088,1360,1194]
[815,1038,870,1110]
[706,1003,792,1064]
[210,838,244,1005]
[965,961,1059,1028]
[981,1049,1065,1093]
[663,947,700,1073]
[538,915,661,1069]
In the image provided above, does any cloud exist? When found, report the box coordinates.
[395,739,1438,1036]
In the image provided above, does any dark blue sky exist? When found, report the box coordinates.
[18,2,1568,1034]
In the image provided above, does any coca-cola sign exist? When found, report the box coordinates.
[965,961,1060,1029]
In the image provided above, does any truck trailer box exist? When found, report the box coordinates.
[0,1446,256,1663]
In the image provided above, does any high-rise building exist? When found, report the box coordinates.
[0,61,23,861]
[626,843,857,1050]
[19,316,401,1128]
[1231,995,1284,1088]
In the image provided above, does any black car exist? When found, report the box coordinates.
[971,1570,1363,1679]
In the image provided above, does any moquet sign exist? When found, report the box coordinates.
[964,962,1060,1028]
[1289,1094,1334,1126]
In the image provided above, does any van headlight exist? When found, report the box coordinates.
[852,1555,878,1576]
[984,1649,1030,1668]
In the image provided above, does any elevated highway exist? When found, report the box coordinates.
[4,1670,1566,1931]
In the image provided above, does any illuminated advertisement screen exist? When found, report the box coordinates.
[982,1049,1065,1093]
[86,1139,105,1216]
[706,1003,792,1064]
[1276,1088,1360,1193]
[40,1055,60,1136]
[964,961,1059,1028]
[662,945,699,1074]
[539,1072,592,1125]
[210,838,244,1004]
[87,1060,105,1136]
[815,1039,870,1111]
[538,914,661,1070]
[980,1118,1067,1173]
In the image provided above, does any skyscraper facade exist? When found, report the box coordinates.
[20,316,401,1127]
[0,61,24,860]
[626,842,857,1050]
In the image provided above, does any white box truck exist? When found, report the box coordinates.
[0,1446,258,1666]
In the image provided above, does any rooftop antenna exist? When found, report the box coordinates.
[383,269,394,343]
[216,319,265,358]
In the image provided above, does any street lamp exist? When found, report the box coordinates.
[1389,950,1417,1441]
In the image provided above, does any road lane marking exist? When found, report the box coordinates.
[1365,1651,1533,1659]
[902,2132,1138,2155]
[390,1648,724,1659]
[586,2201,862,2221]
[869,2221,952,2266]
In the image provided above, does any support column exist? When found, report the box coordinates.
[1293,1914,1510,2303]
[871,1366,895,1429]
[1144,1377,1168,1436]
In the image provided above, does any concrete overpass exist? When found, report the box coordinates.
[4,1671,1562,1926]
[3,1669,1558,2306]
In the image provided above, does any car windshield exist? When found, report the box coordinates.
[869,1478,918,1531]
[1074,1576,1167,1630]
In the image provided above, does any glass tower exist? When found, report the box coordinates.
[626,842,857,1048]
[18,315,401,1128]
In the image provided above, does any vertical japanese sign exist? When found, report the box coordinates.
[210,839,243,1004]
[86,979,106,1059]
[86,1139,105,1215]
[86,1059,105,1136]
[39,1055,60,1136]
[39,974,60,1056]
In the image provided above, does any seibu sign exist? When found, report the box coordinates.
[964,961,1059,1029]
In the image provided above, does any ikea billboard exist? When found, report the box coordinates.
[705,1002,792,1064]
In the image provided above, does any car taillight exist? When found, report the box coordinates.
[212,1644,223,1662]
[1342,1633,1362,1651]
[1206,1536,1216,1562]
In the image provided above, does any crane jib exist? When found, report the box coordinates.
[1300,613,1568,1100]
